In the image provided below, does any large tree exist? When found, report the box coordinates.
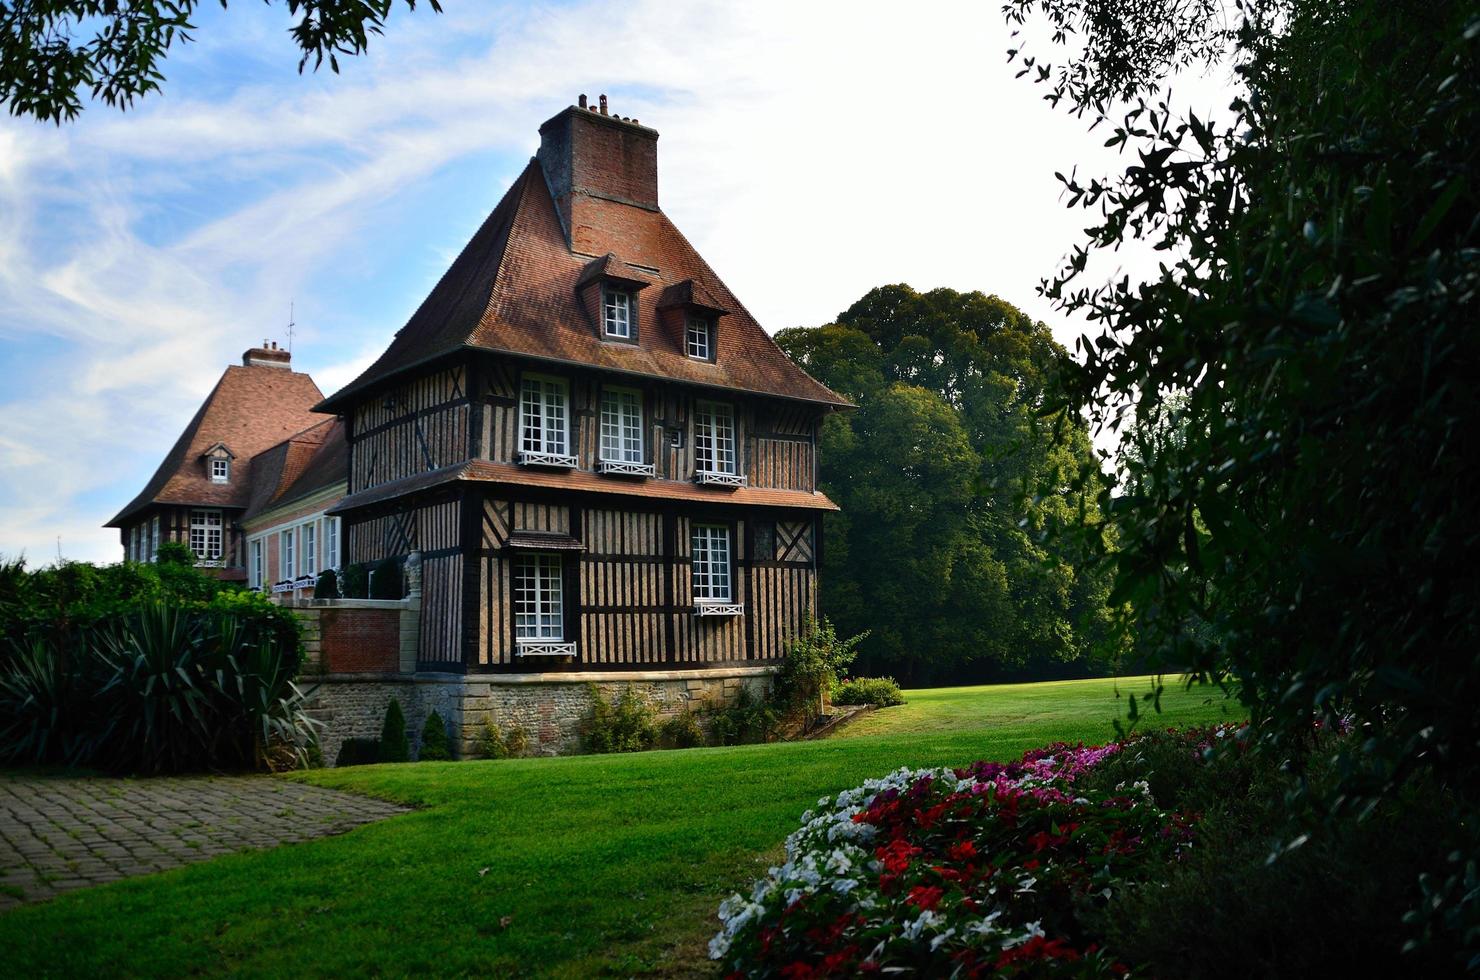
[778,285,1116,683]
[1,0,440,123]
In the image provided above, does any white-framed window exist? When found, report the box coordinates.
[602,287,633,339]
[210,457,230,483]
[692,525,732,602]
[520,376,570,458]
[599,387,644,464]
[325,517,339,570]
[281,528,295,580]
[514,553,564,640]
[251,539,264,590]
[301,522,316,577]
[130,525,141,562]
[190,509,223,561]
[150,516,160,562]
[694,401,737,475]
[686,317,712,360]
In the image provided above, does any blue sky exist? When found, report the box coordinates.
[0,0,1229,564]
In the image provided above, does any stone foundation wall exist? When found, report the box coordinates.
[307,667,776,763]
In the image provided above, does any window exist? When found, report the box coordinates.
[150,516,160,562]
[686,317,712,360]
[520,376,571,460]
[210,457,230,483]
[282,528,295,580]
[599,388,644,464]
[251,539,264,590]
[692,525,732,602]
[190,509,223,561]
[301,522,316,577]
[603,287,633,339]
[694,401,737,475]
[514,553,564,640]
[325,517,339,570]
[130,525,141,562]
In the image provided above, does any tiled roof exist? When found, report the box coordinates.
[241,417,347,523]
[318,157,849,411]
[107,365,326,527]
[327,460,840,516]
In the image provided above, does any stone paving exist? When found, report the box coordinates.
[0,773,409,911]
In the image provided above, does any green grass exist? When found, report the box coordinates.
[0,675,1240,977]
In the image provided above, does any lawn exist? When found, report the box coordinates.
[0,675,1240,977]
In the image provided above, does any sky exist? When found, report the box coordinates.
[0,0,1230,565]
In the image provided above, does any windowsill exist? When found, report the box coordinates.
[194,559,228,568]
[597,460,656,478]
[694,602,745,617]
[695,470,746,488]
[518,451,578,469]
[515,640,578,658]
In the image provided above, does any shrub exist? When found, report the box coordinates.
[378,698,409,763]
[502,724,529,757]
[0,635,111,767]
[832,676,905,708]
[584,684,656,753]
[154,541,195,566]
[313,569,339,600]
[658,709,705,749]
[774,617,867,723]
[335,738,380,767]
[475,720,508,759]
[707,686,778,746]
[418,710,451,761]
[339,563,369,599]
[369,558,403,600]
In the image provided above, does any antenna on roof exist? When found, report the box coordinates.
[287,300,295,356]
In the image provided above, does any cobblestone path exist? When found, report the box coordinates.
[0,773,408,911]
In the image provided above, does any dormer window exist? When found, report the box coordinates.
[603,287,633,339]
[211,458,230,483]
[686,317,713,360]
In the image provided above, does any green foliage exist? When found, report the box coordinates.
[378,698,409,762]
[369,558,403,600]
[335,737,381,768]
[502,724,529,757]
[1009,0,1480,963]
[584,684,657,754]
[776,286,1118,681]
[340,563,369,599]
[831,676,905,708]
[0,0,445,123]
[418,710,451,761]
[705,686,779,746]
[313,569,339,600]
[658,709,706,750]
[154,541,195,567]
[0,635,111,767]
[773,617,865,723]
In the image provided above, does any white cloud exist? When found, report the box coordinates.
[0,0,1236,565]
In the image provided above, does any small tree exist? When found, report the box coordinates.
[418,710,451,761]
[775,618,868,724]
[378,698,409,763]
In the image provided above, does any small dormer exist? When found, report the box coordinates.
[657,280,728,363]
[576,254,656,344]
[201,442,236,483]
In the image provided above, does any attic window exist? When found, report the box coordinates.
[211,458,230,483]
[603,287,633,339]
[686,317,713,360]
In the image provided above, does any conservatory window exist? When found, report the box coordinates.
[694,401,737,475]
[692,524,732,602]
[514,553,564,641]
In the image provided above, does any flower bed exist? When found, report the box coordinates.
[711,729,1238,977]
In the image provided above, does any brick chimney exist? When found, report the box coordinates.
[537,94,659,243]
[242,341,291,368]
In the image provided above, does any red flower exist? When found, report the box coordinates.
[946,839,977,861]
[906,885,945,911]
[779,962,816,979]
[993,935,1082,969]
[876,839,922,874]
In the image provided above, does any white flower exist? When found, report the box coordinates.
[707,932,731,960]
[903,910,943,941]
[930,928,958,952]
[1001,920,1046,949]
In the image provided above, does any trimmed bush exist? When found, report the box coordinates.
[313,569,339,600]
[584,685,656,753]
[503,724,529,757]
[339,563,369,599]
[335,738,380,767]
[378,698,409,762]
[832,676,905,708]
[659,709,705,749]
[369,558,403,600]
[418,710,451,761]
[474,720,530,759]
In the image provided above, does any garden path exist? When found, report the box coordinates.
[0,773,407,910]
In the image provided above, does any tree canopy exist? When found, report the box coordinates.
[1,0,440,123]
[777,285,1115,683]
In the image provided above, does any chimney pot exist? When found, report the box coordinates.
[578,94,587,109]
[599,94,608,115]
